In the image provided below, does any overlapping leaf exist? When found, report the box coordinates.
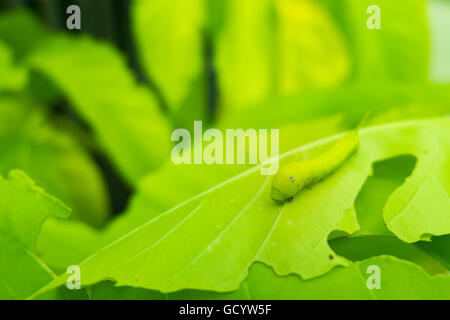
[0,170,69,299]
[0,97,110,227]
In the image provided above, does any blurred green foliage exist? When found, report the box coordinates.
[0,0,449,300]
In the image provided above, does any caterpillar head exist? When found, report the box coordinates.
[271,162,310,203]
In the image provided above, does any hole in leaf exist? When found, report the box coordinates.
[355,154,417,235]
[329,235,448,276]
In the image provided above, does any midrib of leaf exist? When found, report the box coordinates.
[252,200,286,262]
[0,229,59,299]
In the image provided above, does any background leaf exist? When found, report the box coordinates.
[27,35,172,184]
[214,0,350,114]
[0,41,27,92]
[132,0,207,115]
[0,9,50,60]
[0,97,110,227]
[322,0,429,81]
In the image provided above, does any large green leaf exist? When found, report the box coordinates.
[0,170,69,299]
[90,153,450,299]
[40,83,449,271]
[31,119,450,296]
[0,97,110,227]
[27,35,172,184]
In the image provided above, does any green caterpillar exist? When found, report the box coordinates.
[271,113,370,203]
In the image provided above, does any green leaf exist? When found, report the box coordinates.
[90,162,450,299]
[34,117,343,271]
[332,155,449,276]
[0,97,110,228]
[31,119,450,296]
[27,35,172,183]
[132,0,207,113]
[376,124,450,242]
[0,170,70,250]
[0,41,27,92]
[354,155,417,236]
[0,170,70,299]
[126,116,343,225]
